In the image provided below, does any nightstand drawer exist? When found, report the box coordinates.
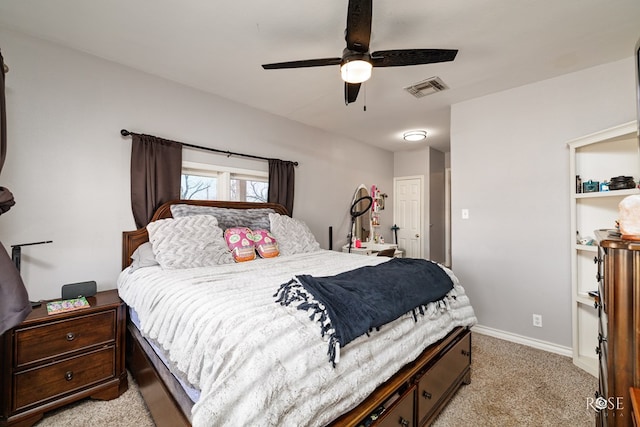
[15,310,116,367]
[13,346,115,411]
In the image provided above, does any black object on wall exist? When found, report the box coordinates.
[329,226,333,250]
[10,240,52,273]
[10,240,53,308]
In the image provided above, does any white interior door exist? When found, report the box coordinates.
[394,176,423,258]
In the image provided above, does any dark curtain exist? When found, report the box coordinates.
[0,50,15,214]
[268,159,295,215]
[0,242,30,335]
[0,48,31,335]
[130,134,182,228]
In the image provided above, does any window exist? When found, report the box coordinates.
[181,162,268,202]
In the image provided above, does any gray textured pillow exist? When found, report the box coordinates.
[147,215,233,269]
[269,213,321,256]
[170,205,275,231]
[129,242,159,273]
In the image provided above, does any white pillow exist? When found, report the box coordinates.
[129,242,159,273]
[147,215,233,269]
[268,213,321,256]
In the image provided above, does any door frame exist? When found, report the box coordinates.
[393,175,425,259]
[445,167,451,267]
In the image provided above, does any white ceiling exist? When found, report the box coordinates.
[1,0,639,152]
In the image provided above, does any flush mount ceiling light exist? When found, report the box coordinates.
[403,130,427,142]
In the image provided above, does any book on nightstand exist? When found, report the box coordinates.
[46,296,90,315]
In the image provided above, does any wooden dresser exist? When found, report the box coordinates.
[595,230,640,427]
[631,387,640,426]
[0,289,127,427]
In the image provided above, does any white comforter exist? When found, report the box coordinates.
[117,250,476,427]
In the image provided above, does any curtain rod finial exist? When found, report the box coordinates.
[120,129,131,136]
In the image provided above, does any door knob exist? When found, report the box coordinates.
[415,234,420,238]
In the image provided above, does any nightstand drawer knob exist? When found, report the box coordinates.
[422,390,432,399]
[66,332,76,341]
[65,371,73,381]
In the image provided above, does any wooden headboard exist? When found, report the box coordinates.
[121,199,289,269]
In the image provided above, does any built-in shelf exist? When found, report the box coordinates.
[576,293,597,307]
[574,188,639,199]
[575,244,598,252]
[568,120,638,378]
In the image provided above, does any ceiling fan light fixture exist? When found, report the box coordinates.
[403,130,427,142]
[340,59,372,84]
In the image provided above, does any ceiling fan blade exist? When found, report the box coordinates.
[371,49,458,67]
[262,57,342,69]
[345,0,372,52]
[345,82,361,105]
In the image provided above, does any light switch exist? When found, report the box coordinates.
[461,209,469,219]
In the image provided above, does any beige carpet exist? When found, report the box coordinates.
[34,332,597,426]
[432,333,597,427]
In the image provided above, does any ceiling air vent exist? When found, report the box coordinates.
[404,76,449,98]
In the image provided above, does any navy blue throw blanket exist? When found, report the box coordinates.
[274,258,454,366]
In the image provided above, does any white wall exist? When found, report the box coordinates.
[450,57,637,347]
[0,28,394,301]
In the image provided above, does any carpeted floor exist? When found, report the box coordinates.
[432,333,597,426]
[33,332,597,426]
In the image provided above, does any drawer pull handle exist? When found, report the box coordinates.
[461,349,470,357]
[65,371,73,381]
[422,390,432,399]
[399,417,410,427]
[66,332,76,341]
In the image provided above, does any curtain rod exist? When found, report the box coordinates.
[120,129,298,166]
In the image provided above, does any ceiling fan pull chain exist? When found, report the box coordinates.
[363,83,367,112]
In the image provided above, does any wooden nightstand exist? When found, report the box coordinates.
[0,289,127,427]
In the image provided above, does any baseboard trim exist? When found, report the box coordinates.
[471,324,572,358]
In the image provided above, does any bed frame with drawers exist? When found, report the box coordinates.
[120,199,472,427]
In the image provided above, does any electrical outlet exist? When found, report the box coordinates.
[532,314,542,328]
[461,209,469,219]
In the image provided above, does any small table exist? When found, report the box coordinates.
[0,289,127,427]
[342,243,403,257]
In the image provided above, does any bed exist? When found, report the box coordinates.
[117,200,477,427]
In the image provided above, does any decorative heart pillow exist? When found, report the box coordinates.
[252,229,279,258]
[224,227,257,262]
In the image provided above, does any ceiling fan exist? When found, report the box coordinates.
[261,0,458,106]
